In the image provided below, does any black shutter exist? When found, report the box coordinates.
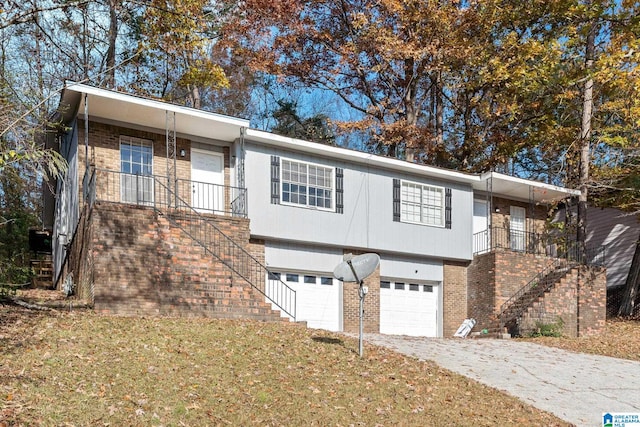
[336,167,344,214]
[393,179,401,222]
[445,188,452,229]
[271,156,280,204]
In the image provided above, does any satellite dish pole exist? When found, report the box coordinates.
[333,253,379,358]
[346,259,367,357]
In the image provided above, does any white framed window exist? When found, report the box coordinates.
[120,136,154,205]
[281,159,334,210]
[400,181,444,226]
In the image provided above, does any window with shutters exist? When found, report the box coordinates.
[281,158,334,210]
[271,157,343,213]
[399,180,445,227]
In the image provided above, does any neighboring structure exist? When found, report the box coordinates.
[44,83,607,338]
[574,207,639,291]
[559,206,640,316]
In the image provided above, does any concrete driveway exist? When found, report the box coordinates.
[361,334,640,427]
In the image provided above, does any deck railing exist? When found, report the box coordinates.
[84,167,295,320]
[498,243,606,335]
[473,227,604,263]
[87,168,247,217]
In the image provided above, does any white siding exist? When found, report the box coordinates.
[52,122,80,282]
[264,241,343,272]
[244,142,474,261]
[380,254,443,281]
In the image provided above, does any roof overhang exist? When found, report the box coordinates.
[244,129,479,185]
[475,172,580,204]
[58,83,249,142]
[53,84,580,203]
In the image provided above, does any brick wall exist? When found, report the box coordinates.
[442,260,469,337]
[470,249,607,337]
[577,266,607,336]
[77,119,192,183]
[85,202,283,321]
[467,252,496,332]
[494,252,556,310]
[519,265,606,337]
[491,196,548,234]
[519,268,580,337]
[342,251,380,333]
[78,120,237,212]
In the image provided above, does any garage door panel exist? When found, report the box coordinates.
[380,282,438,337]
[266,272,341,332]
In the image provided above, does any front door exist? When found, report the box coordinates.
[473,199,489,253]
[191,149,224,214]
[510,206,526,251]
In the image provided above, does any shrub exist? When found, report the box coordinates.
[529,317,565,337]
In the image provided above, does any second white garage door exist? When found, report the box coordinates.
[271,272,342,332]
[380,281,439,337]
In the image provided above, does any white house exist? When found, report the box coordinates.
[45,83,605,338]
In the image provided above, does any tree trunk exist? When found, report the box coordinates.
[190,85,201,110]
[104,0,118,87]
[404,58,417,163]
[435,70,443,147]
[618,234,640,316]
[577,18,596,247]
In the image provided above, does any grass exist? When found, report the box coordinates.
[523,318,640,361]
[0,301,569,426]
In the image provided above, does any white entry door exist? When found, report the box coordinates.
[191,149,224,214]
[510,206,526,251]
[380,281,439,337]
[473,199,489,253]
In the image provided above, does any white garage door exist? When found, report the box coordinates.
[269,272,342,332]
[380,281,439,337]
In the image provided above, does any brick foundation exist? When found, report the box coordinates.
[65,202,284,321]
[468,250,606,337]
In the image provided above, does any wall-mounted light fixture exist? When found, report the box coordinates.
[179,149,186,157]
[495,207,500,213]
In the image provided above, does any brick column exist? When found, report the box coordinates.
[342,251,380,333]
[577,266,607,337]
[443,260,469,337]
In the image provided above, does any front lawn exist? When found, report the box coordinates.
[1,301,568,426]
[523,319,640,361]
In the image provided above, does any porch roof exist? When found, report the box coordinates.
[475,172,581,204]
[57,83,249,142]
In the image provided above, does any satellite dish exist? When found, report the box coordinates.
[333,253,380,282]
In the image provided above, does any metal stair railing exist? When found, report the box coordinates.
[498,243,606,333]
[498,259,570,333]
[149,177,296,320]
